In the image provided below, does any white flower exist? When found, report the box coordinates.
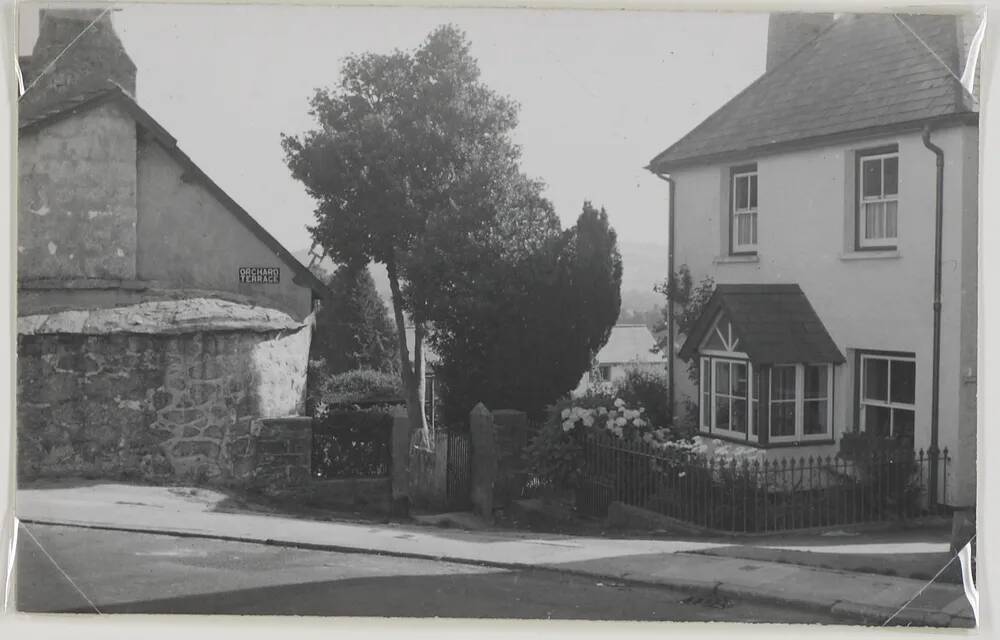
[634,418,646,428]
[562,420,574,432]
[582,415,594,427]
[678,471,687,478]
[597,406,608,416]
[561,408,571,419]
[614,398,625,408]
[615,417,627,428]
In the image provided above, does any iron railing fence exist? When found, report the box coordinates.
[311,409,392,478]
[575,433,949,533]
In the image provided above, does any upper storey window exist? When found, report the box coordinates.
[857,147,899,249]
[730,165,758,255]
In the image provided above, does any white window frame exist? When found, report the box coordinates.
[858,151,899,248]
[768,363,835,444]
[700,356,757,443]
[731,169,758,254]
[858,353,916,438]
[698,314,757,443]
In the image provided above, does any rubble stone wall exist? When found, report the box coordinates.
[17,325,310,484]
[18,102,138,281]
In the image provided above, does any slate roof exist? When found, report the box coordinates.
[648,13,978,172]
[678,284,845,365]
[596,325,666,365]
[18,83,330,300]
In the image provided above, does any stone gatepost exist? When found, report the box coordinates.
[470,403,497,522]
[390,405,411,517]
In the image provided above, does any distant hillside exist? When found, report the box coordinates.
[295,239,668,314]
[617,240,668,314]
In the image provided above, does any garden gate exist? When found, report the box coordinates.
[446,430,472,510]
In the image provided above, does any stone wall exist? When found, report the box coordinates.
[17,300,311,484]
[245,417,313,491]
[19,101,138,281]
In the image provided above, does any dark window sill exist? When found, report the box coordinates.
[698,429,835,449]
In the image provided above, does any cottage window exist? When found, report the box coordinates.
[698,314,757,442]
[857,148,899,249]
[597,365,612,382]
[858,352,915,440]
[700,356,757,441]
[768,363,834,443]
[731,166,758,254]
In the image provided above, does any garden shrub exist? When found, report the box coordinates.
[313,368,403,411]
[525,391,693,492]
[612,367,672,435]
[312,406,394,478]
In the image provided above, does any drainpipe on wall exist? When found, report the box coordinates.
[653,172,676,423]
[921,124,944,509]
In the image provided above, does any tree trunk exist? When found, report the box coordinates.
[386,257,430,448]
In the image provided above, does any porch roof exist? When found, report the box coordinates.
[678,284,845,365]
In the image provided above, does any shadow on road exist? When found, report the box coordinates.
[22,566,841,624]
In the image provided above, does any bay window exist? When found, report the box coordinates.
[767,363,834,443]
[682,284,845,447]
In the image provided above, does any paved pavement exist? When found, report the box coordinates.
[16,522,844,622]
[15,482,976,627]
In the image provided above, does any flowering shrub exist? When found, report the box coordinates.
[612,368,673,435]
[526,392,693,490]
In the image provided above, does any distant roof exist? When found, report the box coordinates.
[18,83,330,299]
[648,14,978,172]
[596,324,665,366]
[678,284,845,365]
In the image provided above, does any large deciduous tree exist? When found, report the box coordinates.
[283,25,524,440]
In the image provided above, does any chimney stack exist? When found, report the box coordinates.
[22,8,136,106]
[765,12,836,72]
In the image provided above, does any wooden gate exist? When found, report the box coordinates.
[446,430,472,510]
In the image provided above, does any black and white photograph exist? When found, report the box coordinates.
[6,1,984,629]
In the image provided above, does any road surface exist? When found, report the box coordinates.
[15,522,845,622]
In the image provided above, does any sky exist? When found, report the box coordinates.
[18,4,767,253]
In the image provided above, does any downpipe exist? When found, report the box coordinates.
[653,172,676,423]
[921,124,944,509]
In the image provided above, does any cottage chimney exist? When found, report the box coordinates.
[765,12,836,72]
[23,8,136,106]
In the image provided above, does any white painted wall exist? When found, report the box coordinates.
[667,124,978,506]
